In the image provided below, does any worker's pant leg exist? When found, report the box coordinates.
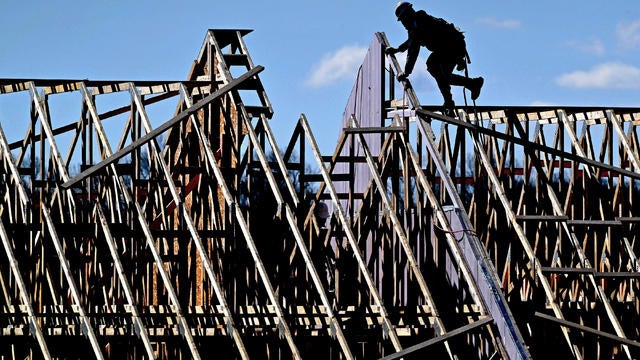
[449,73,473,88]
[426,53,456,104]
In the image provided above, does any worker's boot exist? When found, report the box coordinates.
[443,99,456,117]
[470,77,484,101]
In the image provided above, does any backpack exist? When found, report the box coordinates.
[415,11,466,53]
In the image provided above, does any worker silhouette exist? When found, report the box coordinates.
[386,2,484,116]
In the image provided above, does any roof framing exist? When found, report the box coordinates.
[1,29,640,360]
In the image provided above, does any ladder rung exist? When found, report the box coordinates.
[223,54,250,67]
[236,78,262,90]
[244,105,272,117]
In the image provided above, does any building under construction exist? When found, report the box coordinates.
[1,29,640,359]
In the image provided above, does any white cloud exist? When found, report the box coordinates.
[530,101,555,106]
[556,62,640,89]
[565,39,605,56]
[394,52,435,92]
[617,20,640,49]
[305,45,367,88]
[476,17,521,29]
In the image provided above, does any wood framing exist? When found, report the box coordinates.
[1,29,640,359]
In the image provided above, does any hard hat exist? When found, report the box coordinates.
[394,1,413,19]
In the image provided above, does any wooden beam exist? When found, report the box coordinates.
[516,215,569,222]
[566,219,623,226]
[445,111,577,358]
[343,126,405,134]
[0,78,212,95]
[379,317,493,360]
[42,207,105,360]
[507,109,635,360]
[541,267,640,278]
[535,312,640,349]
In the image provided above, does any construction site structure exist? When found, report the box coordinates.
[1,29,640,359]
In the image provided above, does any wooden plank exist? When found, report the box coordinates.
[170,85,250,359]
[29,84,73,184]
[541,267,640,278]
[395,118,527,359]
[541,267,594,274]
[607,110,640,171]
[0,78,211,95]
[61,66,264,189]
[302,173,351,182]
[617,217,640,222]
[566,220,622,226]
[516,215,569,222]
[343,126,405,134]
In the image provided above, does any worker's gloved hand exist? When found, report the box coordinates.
[385,46,398,55]
[397,72,408,82]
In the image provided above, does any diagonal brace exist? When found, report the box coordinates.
[62,65,264,189]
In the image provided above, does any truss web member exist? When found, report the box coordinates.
[386,1,484,116]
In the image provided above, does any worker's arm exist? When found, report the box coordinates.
[396,38,412,52]
[402,40,419,76]
[385,37,416,82]
[385,37,410,55]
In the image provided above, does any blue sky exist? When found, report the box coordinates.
[1,0,639,155]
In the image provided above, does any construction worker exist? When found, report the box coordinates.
[386,1,484,116]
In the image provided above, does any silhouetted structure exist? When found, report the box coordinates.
[0,29,640,359]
